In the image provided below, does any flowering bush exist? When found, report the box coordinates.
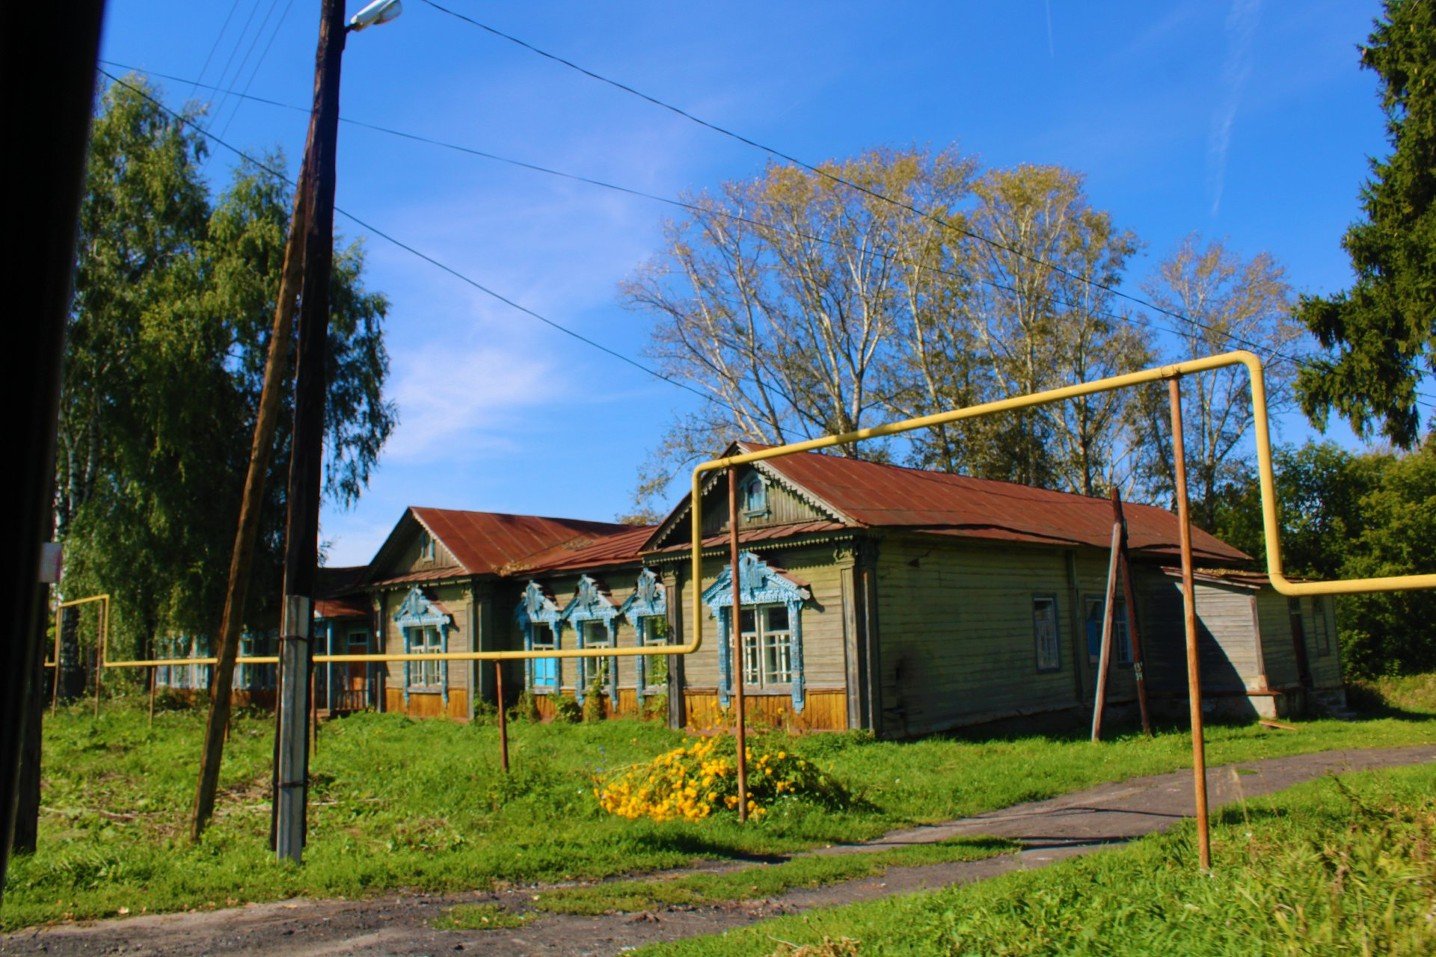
[595,736,850,822]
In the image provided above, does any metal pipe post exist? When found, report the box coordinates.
[1168,376,1212,870]
[495,661,509,773]
[728,468,748,823]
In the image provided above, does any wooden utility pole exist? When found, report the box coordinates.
[1111,489,1152,736]
[1169,376,1212,870]
[273,0,347,862]
[728,469,748,823]
[1090,522,1122,742]
[189,53,316,848]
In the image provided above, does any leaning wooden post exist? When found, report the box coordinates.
[1090,521,1122,742]
[148,666,157,728]
[495,661,509,773]
[1110,489,1153,736]
[728,467,748,824]
[1168,375,1212,870]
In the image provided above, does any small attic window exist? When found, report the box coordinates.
[419,530,436,561]
[740,473,769,517]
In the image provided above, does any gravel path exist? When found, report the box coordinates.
[3,744,1432,957]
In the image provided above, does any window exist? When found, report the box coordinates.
[1033,596,1061,672]
[640,616,668,692]
[740,473,768,517]
[531,622,558,689]
[739,605,793,686]
[1312,597,1331,656]
[419,530,436,561]
[408,626,443,689]
[1084,596,1131,666]
[581,619,615,689]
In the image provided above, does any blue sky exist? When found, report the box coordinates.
[98,0,1397,566]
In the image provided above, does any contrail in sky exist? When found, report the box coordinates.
[1208,0,1261,217]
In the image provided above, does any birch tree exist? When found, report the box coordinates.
[1138,235,1303,527]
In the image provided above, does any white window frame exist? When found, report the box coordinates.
[738,604,794,688]
[407,625,444,690]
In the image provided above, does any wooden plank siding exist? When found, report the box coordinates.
[659,541,854,732]
[383,688,469,720]
[874,537,1091,737]
[375,581,474,711]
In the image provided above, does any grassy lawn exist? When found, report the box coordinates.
[2,676,1433,931]
[635,761,1436,956]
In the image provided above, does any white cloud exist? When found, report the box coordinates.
[382,339,559,464]
[1208,0,1262,217]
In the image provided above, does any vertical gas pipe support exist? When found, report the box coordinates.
[1168,375,1212,869]
[728,468,748,823]
[495,661,509,773]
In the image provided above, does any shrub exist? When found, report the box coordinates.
[552,694,581,724]
[596,736,851,822]
[511,690,541,723]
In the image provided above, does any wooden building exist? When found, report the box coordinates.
[319,443,1344,733]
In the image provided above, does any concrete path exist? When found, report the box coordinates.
[3,744,1432,956]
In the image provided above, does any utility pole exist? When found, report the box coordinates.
[272,0,347,862]
[191,105,314,845]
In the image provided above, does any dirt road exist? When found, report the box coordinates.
[4,744,1432,956]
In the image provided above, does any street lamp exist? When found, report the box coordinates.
[272,0,401,863]
[349,0,403,32]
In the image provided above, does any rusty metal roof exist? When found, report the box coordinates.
[513,524,658,574]
[741,442,1249,564]
[409,507,634,577]
[314,597,369,620]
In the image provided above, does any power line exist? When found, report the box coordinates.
[96,69,722,411]
[218,0,297,140]
[99,59,1333,379]
[412,2,1362,381]
[96,64,1436,417]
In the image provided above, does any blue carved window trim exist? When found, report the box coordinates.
[559,576,619,705]
[393,586,451,704]
[516,581,562,693]
[701,552,809,712]
[619,568,668,698]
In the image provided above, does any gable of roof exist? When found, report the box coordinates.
[645,441,1249,564]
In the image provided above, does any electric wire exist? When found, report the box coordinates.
[98,59,1436,413]
[96,63,1436,418]
[218,0,298,140]
[100,59,1330,380]
[97,68,728,411]
[416,1,1403,389]
[189,0,247,105]
[204,0,269,133]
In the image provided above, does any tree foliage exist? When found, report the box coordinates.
[626,149,1152,508]
[56,79,395,664]
[1138,236,1302,528]
[1212,439,1436,678]
[1296,0,1436,447]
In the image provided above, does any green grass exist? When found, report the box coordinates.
[530,837,1016,916]
[432,902,533,930]
[1349,671,1436,715]
[634,762,1436,956]
[3,684,1434,931]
